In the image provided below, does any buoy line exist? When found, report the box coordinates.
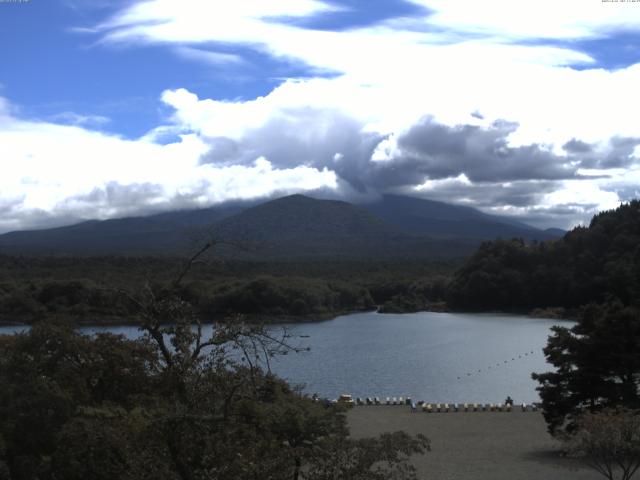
[455,350,537,381]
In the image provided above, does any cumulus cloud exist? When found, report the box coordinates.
[579,137,640,170]
[4,0,640,232]
[154,82,639,228]
[92,0,640,148]
[396,119,578,182]
[0,96,337,233]
[198,108,382,193]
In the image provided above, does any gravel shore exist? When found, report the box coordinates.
[347,406,600,480]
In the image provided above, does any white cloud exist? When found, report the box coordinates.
[5,0,640,231]
[49,111,111,127]
[0,97,337,233]
[543,180,620,213]
[173,46,246,65]
[408,0,640,40]
[96,0,640,151]
[99,0,340,47]
[150,74,640,228]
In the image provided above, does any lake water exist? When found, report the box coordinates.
[0,311,570,404]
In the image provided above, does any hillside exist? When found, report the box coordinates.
[362,195,560,241]
[447,200,640,311]
[212,194,476,260]
[0,202,250,256]
[0,194,559,260]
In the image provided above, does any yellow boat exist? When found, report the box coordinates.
[337,394,355,408]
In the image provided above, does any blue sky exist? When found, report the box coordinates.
[1,0,429,137]
[1,0,640,232]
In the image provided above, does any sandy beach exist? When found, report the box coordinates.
[348,406,600,480]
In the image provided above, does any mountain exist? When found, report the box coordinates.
[0,202,251,256]
[544,228,567,238]
[211,194,480,260]
[0,194,560,259]
[362,195,562,241]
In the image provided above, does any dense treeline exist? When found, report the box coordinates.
[0,256,455,324]
[370,277,449,313]
[447,200,640,311]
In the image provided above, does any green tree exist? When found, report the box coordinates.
[533,303,640,435]
[447,200,640,312]
[0,246,429,480]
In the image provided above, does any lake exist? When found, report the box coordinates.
[0,311,570,404]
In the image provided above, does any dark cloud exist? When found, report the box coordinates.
[601,183,640,204]
[193,112,618,229]
[5,113,626,235]
[564,136,640,170]
[599,137,640,169]
[563,138,592,154]
[201,137,244,167]
[200,109,384,193]
[200,113,582,197]
[396,118,579,182]
[398,179,560,209]
[75,182,164,205]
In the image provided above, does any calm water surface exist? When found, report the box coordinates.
[0,311,570,403]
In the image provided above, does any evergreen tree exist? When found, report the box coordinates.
[533,303,640,435]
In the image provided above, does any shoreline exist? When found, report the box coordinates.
[0,309,372,328]
[0,305,575,328]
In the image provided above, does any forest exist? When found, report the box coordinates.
[1,201,638,325]
[447,200,640,313]
[0,256,453,325]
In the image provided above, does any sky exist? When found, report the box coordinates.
[1,0,640,233]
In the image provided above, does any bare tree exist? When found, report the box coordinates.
[120,241,306,386]
[566,408,640,480]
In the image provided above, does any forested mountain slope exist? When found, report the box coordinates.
[447,200,640,310]
[0,194,559,259]
[363,194,560,241]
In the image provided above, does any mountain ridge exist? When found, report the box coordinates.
[362,194,559,241]
[0,194,563,259]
